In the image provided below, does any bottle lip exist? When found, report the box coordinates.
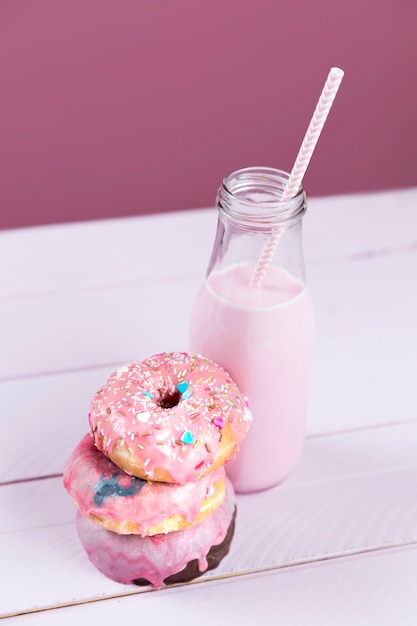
[217,166,306,226]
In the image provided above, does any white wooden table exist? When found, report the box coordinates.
[1,188,417,624]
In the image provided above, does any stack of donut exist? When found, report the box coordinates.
[63,352,252,588]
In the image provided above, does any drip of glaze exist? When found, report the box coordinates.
[134,507,237,586]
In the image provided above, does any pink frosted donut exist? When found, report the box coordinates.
[88,352,252,484]
[63,433,226,536]
[75,478,237,588]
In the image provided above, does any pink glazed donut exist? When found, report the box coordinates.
[88,352,252,484]
[64,433,226,536]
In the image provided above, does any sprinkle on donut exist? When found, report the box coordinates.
[89,352,252,484]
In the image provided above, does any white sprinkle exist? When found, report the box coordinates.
[243,407,253,422]
[138,411,150,423]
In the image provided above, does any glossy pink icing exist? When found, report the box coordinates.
[88,352,252,483]
[63,433,225,536]
[75,478,236,588]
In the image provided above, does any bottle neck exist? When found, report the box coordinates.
[216,167,306,230]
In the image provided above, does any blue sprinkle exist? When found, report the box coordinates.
[177,381,189,394]
[143,391,154,399]
[181,389,193,400]
[180,430,195,445]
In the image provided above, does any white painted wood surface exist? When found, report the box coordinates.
[1,187,417,623]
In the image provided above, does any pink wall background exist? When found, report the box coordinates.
[0,0,416,230]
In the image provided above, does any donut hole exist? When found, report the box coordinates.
[158,389,182,409]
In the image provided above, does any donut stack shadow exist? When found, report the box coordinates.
[63,352,252,588]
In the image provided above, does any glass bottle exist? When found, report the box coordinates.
[189,166,315,493]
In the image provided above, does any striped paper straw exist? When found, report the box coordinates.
[251,67,344,288]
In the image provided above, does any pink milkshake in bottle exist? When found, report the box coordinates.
[189,167,315,493]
